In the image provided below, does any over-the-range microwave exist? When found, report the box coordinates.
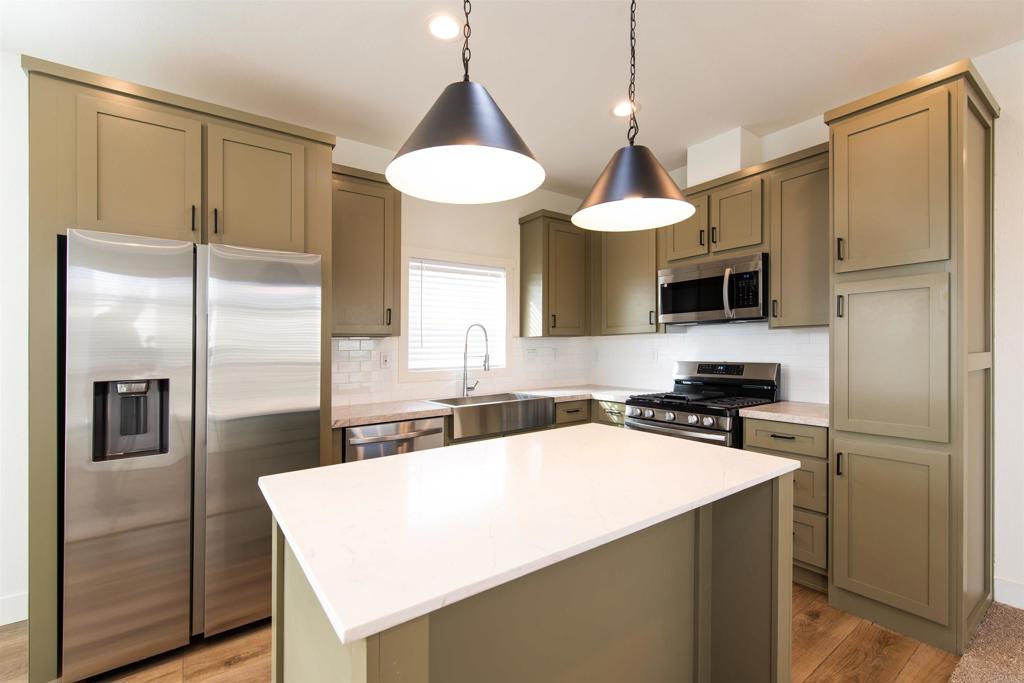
[658,253,768,325]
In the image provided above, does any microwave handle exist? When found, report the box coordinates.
[722,266,733,318]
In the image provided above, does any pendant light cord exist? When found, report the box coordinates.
[462,0,472,81]
[627,0,639,145]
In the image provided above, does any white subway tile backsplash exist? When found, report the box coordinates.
[331,323,829,406]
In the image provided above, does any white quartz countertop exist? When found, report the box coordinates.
[259,423,799,644]
[330,385,657,428]
[739,401,830,428]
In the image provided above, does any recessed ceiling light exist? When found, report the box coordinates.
[428,14,460,41]
[611,100,640,117]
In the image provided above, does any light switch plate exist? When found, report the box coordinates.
[380,352,392,369]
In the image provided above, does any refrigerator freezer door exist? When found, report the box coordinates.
[199,244,321,635]
[62,230,194,682]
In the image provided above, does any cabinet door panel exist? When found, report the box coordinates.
[547,220,588,336]
[793,509,827,569]
[331,175,398,336]
[833,273,949,442]
[207,124,305,252]
[599,230,657,335]
[769,155,829,327]
[710,176,762,253]
[833,437,949,624]
[76,96,201,241]
[833,87,950,272]
[664,194,709,261]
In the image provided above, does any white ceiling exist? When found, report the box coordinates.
[3,1,1022,196]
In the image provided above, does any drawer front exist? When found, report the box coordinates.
[793,509,827,570]
[744,418,827,459]
[555,400,591,424]
[793,454,828,514]
[592,400,625,426]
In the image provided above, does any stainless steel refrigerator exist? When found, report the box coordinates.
[61,229,321,682]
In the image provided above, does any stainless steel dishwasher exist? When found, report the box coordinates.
[343,417,446,462]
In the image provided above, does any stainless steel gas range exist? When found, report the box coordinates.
[624,361,780,448]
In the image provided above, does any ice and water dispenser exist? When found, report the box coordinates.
[91,379,170,460]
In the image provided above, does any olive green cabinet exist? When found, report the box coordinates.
[592,230,657,335]
[207,124,306,252]
[331,171,400,336]
[832,87,951,273]
[833,272,949,442]
[591,401,625,427]
[709,176,763,253]
[662,194,709,261]
[827,64,996,653]
[76,95,202,242]
[520,210,588,337]
[832,437,950,624]
[768,154,829,327]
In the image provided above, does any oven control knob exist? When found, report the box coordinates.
[687,414,699,425]
[664,412,676,422]
[627,407,641,417]
[702,416,716,427]
[643,409,656,419]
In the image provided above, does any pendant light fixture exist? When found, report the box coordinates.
[386,1,545,204]
[572,0,694,231]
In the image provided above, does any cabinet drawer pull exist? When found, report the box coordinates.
[564,408,581,414]
[836,294,844,318]
[213,207,219,234]
[649,310,655,325]
[551,314,557,329]
[836,237,845,261]
[699,229,705,246]
[771,299,779,318]
[836,452,843,476]
[385,308,392,325]
[769,433,796,440]
[606,410,622,416]
[711,226,718,243]
[191,204,196,232]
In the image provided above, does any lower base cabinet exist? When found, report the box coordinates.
[591,400,625,427]
[744,418,829,592]
[831,435,950,625]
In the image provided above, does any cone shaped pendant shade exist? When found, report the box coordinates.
[385,80,545,204]
[572,145,694,231]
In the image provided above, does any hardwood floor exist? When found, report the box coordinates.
[0,586,961,682]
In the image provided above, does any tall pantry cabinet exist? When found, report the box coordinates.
[826,61,998,654]
[25,56,335,683]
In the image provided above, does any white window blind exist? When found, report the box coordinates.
[408,258,507,371]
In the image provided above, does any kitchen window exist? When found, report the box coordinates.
[407,257,507,371]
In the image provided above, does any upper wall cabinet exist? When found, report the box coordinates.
[76,96,202,242]
[592,230,657,335]
[709,176,763,253]
[768,153,829,327]
[207,124,305,252]
[832,87,950,272]
[331,170,401,337]
[520,211,588,337]
[663,194,709,261]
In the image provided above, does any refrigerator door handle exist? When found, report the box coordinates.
[192,245,209,636]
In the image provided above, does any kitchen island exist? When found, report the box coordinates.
[259,423,799,682]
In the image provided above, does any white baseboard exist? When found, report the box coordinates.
[995,576,1024,610]
[0,591,27,625]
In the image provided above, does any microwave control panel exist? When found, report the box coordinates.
[733,271,760,308]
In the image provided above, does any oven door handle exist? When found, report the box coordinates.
[722,266,733,319]
[625,418,729,443]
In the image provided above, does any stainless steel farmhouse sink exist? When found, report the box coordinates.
[426,393,554,441]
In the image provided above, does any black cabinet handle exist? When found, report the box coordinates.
[771,299,779,318]
[213,207,219,234]
[711,226,718,243]
[699,229,705,246]
[565,408,581,414]
[191,205,196,232]
[551,314,557,329]
[836,237,845,261]
[649,310,655,325]
[385,308,392,325]
[836,452,844,476]
[769,433,796,440]
[606,410,622,416]
[836,295,844,318]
